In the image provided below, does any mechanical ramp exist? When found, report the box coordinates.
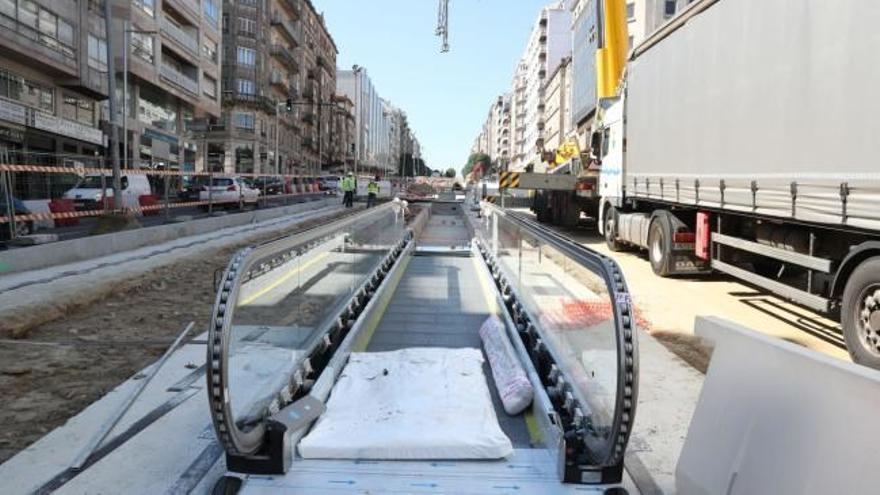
[207,200,640,493]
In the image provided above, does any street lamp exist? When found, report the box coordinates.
[123,22,158,171]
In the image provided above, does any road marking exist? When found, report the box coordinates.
[241,252,329,305]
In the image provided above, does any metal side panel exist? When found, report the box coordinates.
[712,232,833,273]
[710,259,830,312]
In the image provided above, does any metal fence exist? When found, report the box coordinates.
[0,164,334,243]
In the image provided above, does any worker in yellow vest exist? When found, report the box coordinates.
[367,176,380,208]
[341,172,356,208]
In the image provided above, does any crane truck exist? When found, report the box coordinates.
[594,0,880,368]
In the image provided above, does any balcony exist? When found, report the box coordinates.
[160,63,199,95]
[164,0,200,22]
[301,87,315,101]
[539,69,547,79]
[0,11,77,77]
[160,17,199,55]
[223,92,276,110]
[278,0,301,20]
[269,70,287,89]
[307,68,318,80]
[316,55,330,69]
[61,66,109,100]
[270,44,300,72]
[301,112,316,125]
[271,12,302,47]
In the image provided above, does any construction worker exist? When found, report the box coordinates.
[341,172,355,208]
[367,176,380,208]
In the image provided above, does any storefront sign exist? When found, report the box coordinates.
[0,99,26,125]
[32,112,103,146]
[0,125,24,143]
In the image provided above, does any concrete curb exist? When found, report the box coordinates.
[0,198,336,275]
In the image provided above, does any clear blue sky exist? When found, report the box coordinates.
[315,0,552,174]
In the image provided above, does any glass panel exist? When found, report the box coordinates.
[226,207,406,430]
[480,209,621,460]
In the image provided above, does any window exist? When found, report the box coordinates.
[57,19,74,47]
[234,112,255,130]
[626,2,635,20]
[134,0,154,17]
[204,0,219,26]
[203,74,217,99]
[38,8,57,47]
[238,17,256,37]
[0,69,24,101]
[88,34,107,72]
[25,81,53,112]
[236,46,256,66]
[665,0,677,17]
[0,0,14,18]
[202,38,217,63]
[132,32,154,63]
[236,78,255,95]
[18,0,36,29]
[63,95,95,125]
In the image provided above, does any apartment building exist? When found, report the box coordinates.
[541,56,571,170]
[298,0,337,174]
[338,67,396,175]
[115,0,222,171]
[626,0,697,47]
[509,2,571,172]
[0,0,107,176]
[326,93,355,173]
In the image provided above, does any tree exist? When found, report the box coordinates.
[444,168,456,178]
[462,152,491,178]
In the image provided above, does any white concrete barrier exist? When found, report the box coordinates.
[676,316,880,495]
[0,199,335,274]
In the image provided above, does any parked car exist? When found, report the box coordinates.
[0,197,32,241]
[198,176,260,209]
[63,174,152,211]
[319,175,341,192]
[178,176,210,202]
[253,176,286,195]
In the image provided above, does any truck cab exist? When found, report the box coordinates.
[595,96,625,238]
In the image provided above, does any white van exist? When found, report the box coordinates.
[63,174,152,211]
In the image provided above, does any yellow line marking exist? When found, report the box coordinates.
[353,255,412,352]
[241,252,330,305]
[524,409,543,444]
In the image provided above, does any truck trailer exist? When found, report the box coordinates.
[596,0,880,368]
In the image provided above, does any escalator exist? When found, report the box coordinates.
[207,200,639,493]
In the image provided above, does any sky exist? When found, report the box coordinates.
[315,0,554,174]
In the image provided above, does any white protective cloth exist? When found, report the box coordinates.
[480,315,534,415]
[298,347,513,459]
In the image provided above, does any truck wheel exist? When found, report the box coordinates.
[841,256,880,369]
[603,206,624,252]
[648,216,672,277]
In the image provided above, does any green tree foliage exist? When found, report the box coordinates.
[444,168,456,178]
[461,152,491,177]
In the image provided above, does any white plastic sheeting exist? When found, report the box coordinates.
[298,347,513,459]
[480,315,534,415]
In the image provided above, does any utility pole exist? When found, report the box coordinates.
[103,1,122,210]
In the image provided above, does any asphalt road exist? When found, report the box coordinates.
[516,211,851,365]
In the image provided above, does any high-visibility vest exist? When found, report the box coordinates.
[342,177,355,191]
[367,181,379,194]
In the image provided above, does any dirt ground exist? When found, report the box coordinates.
[0,212,352,464]
[544,221,851,373]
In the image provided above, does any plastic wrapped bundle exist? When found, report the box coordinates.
[479,315,534,415]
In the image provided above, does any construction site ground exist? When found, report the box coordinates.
[0,206,361,463]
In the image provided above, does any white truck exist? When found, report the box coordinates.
[596,0,880,368]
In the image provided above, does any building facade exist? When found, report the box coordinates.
[116,0,222,172]
[0,0,108,180]
[299,0,337,175]
[507,2,571,172]
[541,56,571,170]
[338,67,409,176]
[626,0,696,47]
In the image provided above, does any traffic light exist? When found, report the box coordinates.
[286,98,293,112]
